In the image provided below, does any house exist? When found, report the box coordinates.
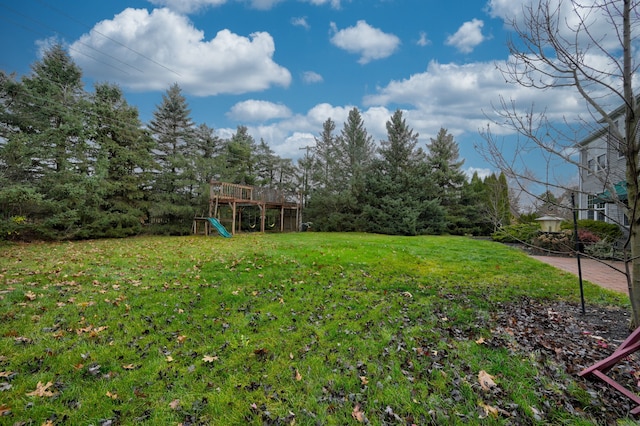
[577,102,630,228]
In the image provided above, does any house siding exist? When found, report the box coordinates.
[578,117,627,226]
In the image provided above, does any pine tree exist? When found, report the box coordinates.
[311,118,338,191]
[223,125,257,185]
[0,44,93,239]
[148,83,196,227]
[339,107,375,195]
[88,82,155,237]
[425,128,468,233]
[361,110,445,235]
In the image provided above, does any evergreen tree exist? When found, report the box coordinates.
[361,110,445,235]
[306,109,374,231]
[87,82,155,237]
[311,118,338,191]
[255,139,279,187]
[224,126,257,185]
[147,83,196,227]
[339,107,375,194]
[0,44,94,239]
[425,128,468,234]
[192,123,223,213]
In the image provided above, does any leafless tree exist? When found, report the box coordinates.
[480,0,640,326]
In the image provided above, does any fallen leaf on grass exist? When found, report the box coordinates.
[177,335,187,344]
[478,402,499,418]
[0,404,10,416]
[24,291,36,301]
[0,371,14,378]
[166,356,174,362]
[122,364,137,370]
[202,355,218,363]
[360,376,369,385]
[475,337,485,345]
[352,403,366,422]
[26,381,56,397]
[295,369,302,381]
[478,370,497,391]
[106,391,118,400]
[0,383,12,391]
[169,399,181,410]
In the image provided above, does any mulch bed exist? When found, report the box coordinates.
[490,297,639,425]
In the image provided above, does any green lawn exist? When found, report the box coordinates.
[0,233,628,425]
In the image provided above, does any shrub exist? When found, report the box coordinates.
[561,219,622,242]
[532,230,573,254]
[577,229,601,244]
[584,239,621,260]
[491,223,540,244]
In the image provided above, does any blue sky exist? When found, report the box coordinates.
[0,0,596,182]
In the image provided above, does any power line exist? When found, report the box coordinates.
[0,4,138,76]
[32,0,182,78]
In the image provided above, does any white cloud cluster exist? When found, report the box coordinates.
[305,0,342,8]
[301,71,323,83]
[291,16,310,30]
[69,8,291,96]
[227,100,292,122]
[148,0,286,13]
[148,0,228,13]
[445,19,486,53]
[148,0,340,12]
[329,20,400,64]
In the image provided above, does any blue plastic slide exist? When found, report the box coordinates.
[207,217,232,238]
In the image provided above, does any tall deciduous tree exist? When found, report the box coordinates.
[480,1,640,325]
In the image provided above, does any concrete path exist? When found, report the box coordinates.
[530,255,629,294]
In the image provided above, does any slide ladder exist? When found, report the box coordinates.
[207,217,232,238]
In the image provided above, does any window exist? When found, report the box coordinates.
[587,195,606,221]
[597,154,607,173]
[618,137,626,158]
[587,158,595,175]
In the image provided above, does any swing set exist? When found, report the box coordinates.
[193,180,302,236]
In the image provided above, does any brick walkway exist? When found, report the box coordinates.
[530,255,629,294]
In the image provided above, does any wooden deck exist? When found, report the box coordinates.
[197,181,301,235]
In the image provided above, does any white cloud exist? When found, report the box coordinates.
[488,0,618,51]
[227,100,292,122]
[148,0,341,12]
[445,18,486,53]
[301,71,323,83]
[417,31,430,47]
[69,8,291,96]
[363,59,585,135]
[329,20,400,64]
[305,0,341,9]
[291,16,310,30]
[147,0,284,12]
[465,167,493,179]
[147,0,228,13]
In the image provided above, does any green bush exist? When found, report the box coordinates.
[491,223,540,244]
[561,219,622,242]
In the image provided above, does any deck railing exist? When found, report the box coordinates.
[210,181,299,205]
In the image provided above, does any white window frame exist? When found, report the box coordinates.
[587,195,606,221]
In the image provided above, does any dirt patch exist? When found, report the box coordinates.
[491,298,639,424]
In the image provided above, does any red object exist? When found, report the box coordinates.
[580,327,640,415]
